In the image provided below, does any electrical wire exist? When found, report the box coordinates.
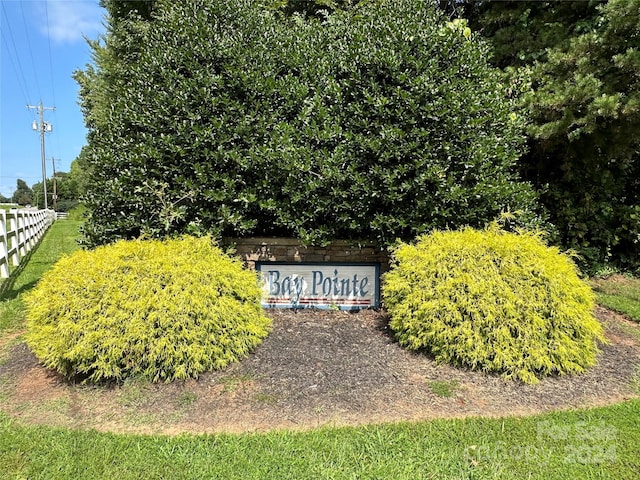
[44,0,62,163]
[43,0,56,107]
[0,1,32,106]
[0,175,43,182]
[1,28,31,108]
[19,1,42,102]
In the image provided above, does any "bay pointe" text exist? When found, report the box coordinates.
[257,263,379,310]
[267,269,369,297]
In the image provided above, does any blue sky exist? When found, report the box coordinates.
[1,0,105,199]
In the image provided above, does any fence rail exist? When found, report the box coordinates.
[0,209,56,279]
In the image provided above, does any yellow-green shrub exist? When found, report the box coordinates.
[24,236,271,383]
[383,226,605,384]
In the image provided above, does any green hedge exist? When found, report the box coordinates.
[77,0,543,248]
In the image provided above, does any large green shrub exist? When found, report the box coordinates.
[76,0,542,248]
[383,226,605,384]
[24,236,271,383]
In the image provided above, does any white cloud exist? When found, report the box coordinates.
[39,0,104,44]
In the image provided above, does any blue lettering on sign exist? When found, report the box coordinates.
[268,270,281,295]
[268,270,304,298]
[306,269,370,297]
[360,276,369,297]
[260,263,379,310]
[312,271,322,296]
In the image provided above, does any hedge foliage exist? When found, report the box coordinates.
[383,226,605,384]
[24,236,271,383]
[76,0,543,248]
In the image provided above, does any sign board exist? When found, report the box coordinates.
[256,262,380,310]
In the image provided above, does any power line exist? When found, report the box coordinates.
[20,0,42,101]
[44,0,62,162]
[0,176,44,181]
[43,0,57,106]
[0,28,31,106]
[0,1,32,104]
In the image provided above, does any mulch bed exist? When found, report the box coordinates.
[0,307,638,434]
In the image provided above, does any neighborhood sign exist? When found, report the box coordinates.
[256,262,380,310]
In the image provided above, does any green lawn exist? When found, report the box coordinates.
[2,401,639,480]
[0,223,639,479]
[0,220,82,334]
[591,275,640,322]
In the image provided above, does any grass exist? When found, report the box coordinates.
[0,222,639,478]
[117,378,151,409]
[176,391,198,408]
[591,275,640,322]
[428,380,460,398]
[1,401,639,479]
[253,392,280,405]
[0,220,82,335]
[217,374,254,393]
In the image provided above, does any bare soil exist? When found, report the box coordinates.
[0,307,638,435]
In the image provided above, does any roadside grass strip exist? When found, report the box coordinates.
[1,400,639,480]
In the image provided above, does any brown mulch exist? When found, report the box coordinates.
[0,306,638,435]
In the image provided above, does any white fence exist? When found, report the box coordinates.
[0,209,56,278]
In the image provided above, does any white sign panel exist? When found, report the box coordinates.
[257,263,380,310]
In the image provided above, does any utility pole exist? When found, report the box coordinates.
[27,101,55,210]
[51,157,59,211]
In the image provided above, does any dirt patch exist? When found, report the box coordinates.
[0,307,638,435]
[13,367,65,401]
[592,274,638,286]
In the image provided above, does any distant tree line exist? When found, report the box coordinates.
[2,156,88,211]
